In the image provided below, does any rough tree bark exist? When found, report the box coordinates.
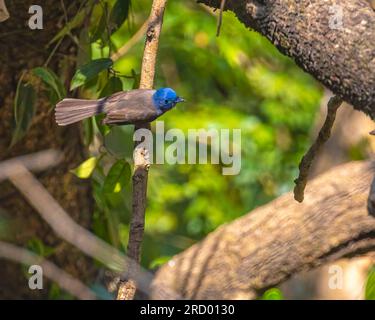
[199,0,375,118]
[0,2,94,298]
[151,161,375,299]
[282,95,375,299]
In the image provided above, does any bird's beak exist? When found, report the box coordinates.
[176,97,185,103]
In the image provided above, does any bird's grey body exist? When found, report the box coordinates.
[55,89,171,126]
[101,89,160,125]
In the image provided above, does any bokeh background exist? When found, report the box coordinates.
[0,0,374,299]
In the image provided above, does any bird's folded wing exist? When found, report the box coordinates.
[105,89,155,105]
[103,108,158,125]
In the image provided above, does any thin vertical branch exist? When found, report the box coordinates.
[117,0,168,300]
[216,0,226,37]
[293,95,343,202]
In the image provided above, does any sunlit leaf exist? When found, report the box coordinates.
[149,256,172,269]
[70,58,113,91]
[365,267,375,300]
[11,78,36,146]
[262,288,283,300]
[71,156,98,179]
[103,160,131,193]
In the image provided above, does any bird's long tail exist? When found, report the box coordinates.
[55,98,105,126]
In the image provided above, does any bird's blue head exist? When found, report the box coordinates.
[152,88,185,112]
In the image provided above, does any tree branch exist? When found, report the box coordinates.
[117,0,168,300]
[111,18,149,62]
[151,161,375,299]
[0,152,183,299]
[0,0,9,22]
[198,0,375,118]
[0,241,96,300]
[0,149,62,182]
[294,96,342,202]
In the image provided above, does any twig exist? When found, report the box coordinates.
[44,36,64,67]
[0,149,62,182]
[0,0,9,22]
[293,95,343,202]
[111,18,149,62]
[7,163,126,270]
[116,0,168,301]
[216,0,226,37]
[0,241,96,300]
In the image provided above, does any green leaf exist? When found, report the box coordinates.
[48,9,86,45]
[70,58,113,91]
[149,256,172,269]
[262,288,283,300]
[99,76,123,98]
[365,267,375,300]
[71,157,98,179]
[91,9,107,42]
[32,67,66,103]
[95,114,111,137]
[11,78,37,146]
[83,117,94,146]
[103,125,134,159]
[103,160,131,194]
[27,238,55,257]
[77,27,93,67]
[131,69,140,89]
[109,0,131,34]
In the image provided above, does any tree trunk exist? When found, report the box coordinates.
[199,0,375,118]
[0,2,94,298]
[151,161,375,299]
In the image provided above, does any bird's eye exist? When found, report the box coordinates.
[164,100,169,104]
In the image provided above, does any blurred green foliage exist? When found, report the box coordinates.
[262,288,284,300]
[7,0,375,300]
[94,0,322,267]
[366,267,375,300]
[31,0,325,272]
[19,0,375,299]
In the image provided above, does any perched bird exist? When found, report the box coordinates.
[55,87,184,126]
